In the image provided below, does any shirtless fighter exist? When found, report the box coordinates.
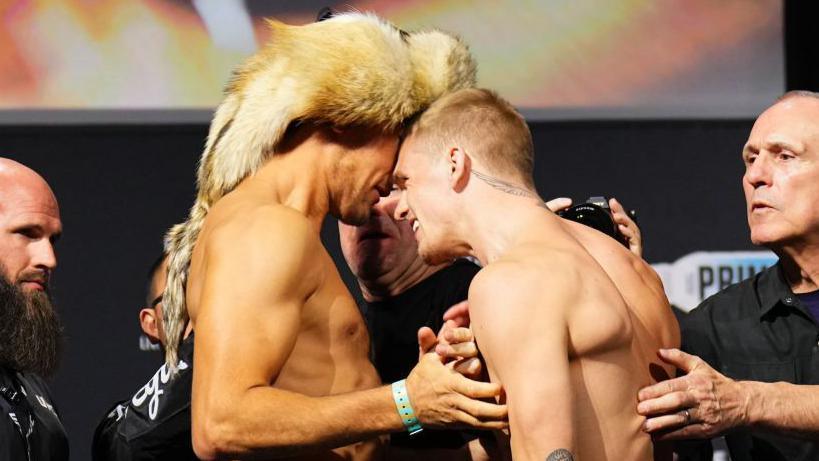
[160,14,506,461]
[394,88,680,461]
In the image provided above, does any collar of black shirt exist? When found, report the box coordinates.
[758,262,806,318]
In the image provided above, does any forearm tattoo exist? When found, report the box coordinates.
[546,448,574,461]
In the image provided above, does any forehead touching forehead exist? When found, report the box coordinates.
[394,133,436,185]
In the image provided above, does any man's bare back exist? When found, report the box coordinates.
[469,211,678,461]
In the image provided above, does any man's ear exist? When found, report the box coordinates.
[139,308,161,344]
[449,147,471,192]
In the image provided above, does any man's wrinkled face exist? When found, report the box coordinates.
[339,190,420,281]
[393,135,457,265]
[742,96,819,248]
[0,183,61,293]
[331,131,399,226]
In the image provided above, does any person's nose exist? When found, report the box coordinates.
[377,176,393,198]
[745,152,772,190]
[394,190,410,221]
[30,238,57,273]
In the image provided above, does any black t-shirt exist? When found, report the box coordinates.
[363,259,481,449]
[92,335,196,461]
[0,367,68,461]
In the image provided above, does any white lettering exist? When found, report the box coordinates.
[132,359,189,420]
[652,251,777,312]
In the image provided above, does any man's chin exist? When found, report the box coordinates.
[749,226,789,248]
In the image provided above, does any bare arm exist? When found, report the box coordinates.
[192,208,507,460]
[638,348,819,440]
[469,264,576,461]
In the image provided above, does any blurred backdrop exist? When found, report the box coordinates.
[1,1,818,459]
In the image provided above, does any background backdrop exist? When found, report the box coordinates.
[3,1,819,459]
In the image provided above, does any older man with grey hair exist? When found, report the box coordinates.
[638,91,819,460]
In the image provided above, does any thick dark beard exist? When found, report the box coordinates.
[0,274,62,378]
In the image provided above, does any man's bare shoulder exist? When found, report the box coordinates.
[469,251,581,319]
[202,203,323,274]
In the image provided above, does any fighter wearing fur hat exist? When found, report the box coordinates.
[161,12,507,460]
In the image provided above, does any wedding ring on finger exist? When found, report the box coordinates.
[679,409,691,425]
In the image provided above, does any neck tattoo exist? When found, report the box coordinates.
[469,169,550,211]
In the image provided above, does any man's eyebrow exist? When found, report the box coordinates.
[765,140,804,153]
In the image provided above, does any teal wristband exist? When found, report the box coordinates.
[391,379,423,435]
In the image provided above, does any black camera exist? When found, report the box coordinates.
[557,196,635,248]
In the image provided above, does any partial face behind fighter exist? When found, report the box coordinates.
[743,93,819,249]
[339,188,421,281]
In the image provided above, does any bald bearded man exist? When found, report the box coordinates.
[0,158,68,461]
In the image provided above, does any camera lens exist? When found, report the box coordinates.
[559,204,618,239]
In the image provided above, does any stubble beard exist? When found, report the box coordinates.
[0,273,63,378]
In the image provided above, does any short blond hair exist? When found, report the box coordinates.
[408,88,535,189]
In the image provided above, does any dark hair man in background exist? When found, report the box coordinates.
[638,91,819,460]
[138,254,169,348]
[0,158,68,461]
[92,252,196,460]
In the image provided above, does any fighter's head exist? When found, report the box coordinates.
[743,91,819,250]
[394,88,535,264]
[311,124,398,226]
[196,12,477,210]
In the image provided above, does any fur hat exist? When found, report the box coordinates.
[162,12,477,368]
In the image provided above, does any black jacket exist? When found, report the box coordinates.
[92,336,196,461]
[0,367,68,461]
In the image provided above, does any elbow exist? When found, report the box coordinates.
[192,405,301,460]
[192,415,245,461]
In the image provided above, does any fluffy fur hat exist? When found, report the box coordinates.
[162,12,477,368]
